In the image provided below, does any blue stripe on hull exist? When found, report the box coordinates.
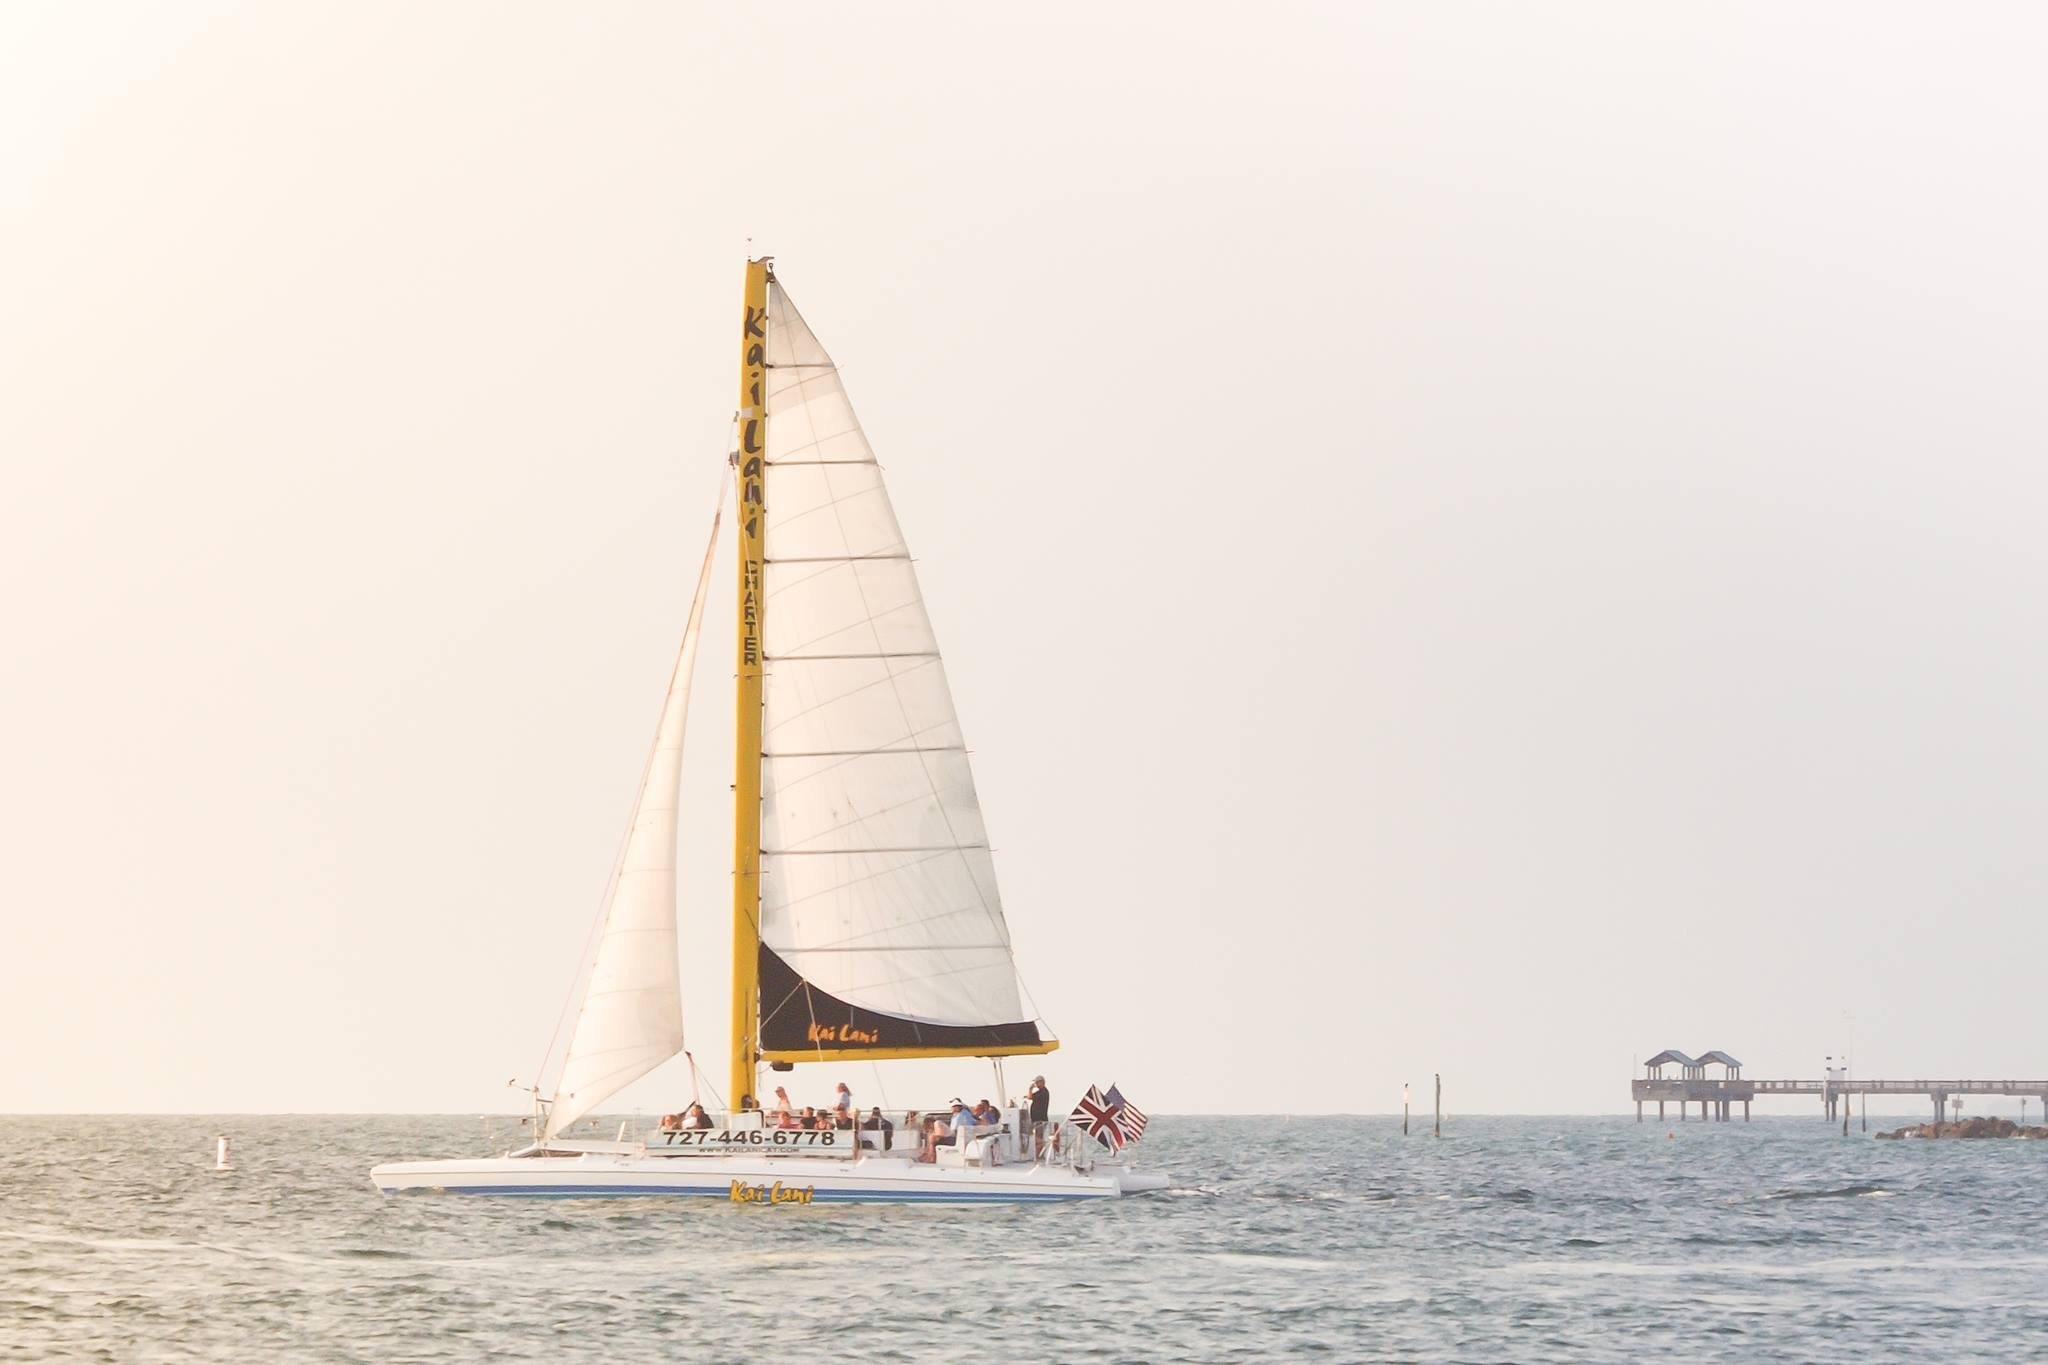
[411,1183,1099,1203]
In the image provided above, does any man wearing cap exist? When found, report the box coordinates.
[944,1098,979,1146]
[1026,1077,1052,1158]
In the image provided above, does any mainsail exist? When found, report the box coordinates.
[546,506,722,1137]
[751,276,1052,1061]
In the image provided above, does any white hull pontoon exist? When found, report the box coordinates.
[373,1140,1167,1204]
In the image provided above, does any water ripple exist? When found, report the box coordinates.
[2,1115,2045,1360]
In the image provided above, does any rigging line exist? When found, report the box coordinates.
[758,565,919,653]
[761,668,948,759]
[803,955,1035,993]
[760,369,845,463]
[784,943,1018,953]
[536,477,727,1092]
[762,485,880,534]
[552,1040,674,1061]
[762,791,979,850]
[760,738,954,795]
[1013,967,1058,1043]
[757,552,917,618]
[761,778,976,849]
[766,844,991,855]
[766,848,959,913]
[765,732,962,794]
[764,485,895,539]
[758,975,809,1028]
[768,651,941,661]
[786,905,1005,952]
[756,554,861,603]
[685,1052,731,1115]
[766,745,967,758]
[766,554,913,564]
[765,834,1007,975]
[756,551,898,609]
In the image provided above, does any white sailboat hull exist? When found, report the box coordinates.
[370,1150,1168,1204]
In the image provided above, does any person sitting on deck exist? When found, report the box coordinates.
[918,1113,952,1162]
[944,1100,980,1146]
[682,1102,713,1130]
[658,1112,683,1135]
[860,1106,894,1151]
[973,1099,1002,1127]
[738,1093,758,1112]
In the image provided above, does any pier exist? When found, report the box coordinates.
[1632,1051,2048,1122]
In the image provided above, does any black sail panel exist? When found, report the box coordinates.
[756,945,1047,1057]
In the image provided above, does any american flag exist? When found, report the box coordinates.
[1106,1084,1148,1143]
[1070,1085,1126,1151]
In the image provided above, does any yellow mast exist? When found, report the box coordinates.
[729,258,770,1109]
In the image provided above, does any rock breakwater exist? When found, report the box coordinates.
[1876,1117,2048,1140]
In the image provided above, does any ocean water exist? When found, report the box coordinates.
[4,1114,2045,1361]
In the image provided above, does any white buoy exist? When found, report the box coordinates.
[214,1135,232,1172]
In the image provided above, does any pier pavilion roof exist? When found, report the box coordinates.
[1644,1050,1699,1068]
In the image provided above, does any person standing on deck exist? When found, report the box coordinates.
[1026,1076,1053,1159]
[1027,1077,1051,1126]
[832,1082,854,1121]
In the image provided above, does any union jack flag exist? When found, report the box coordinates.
[1069,1085,1126,1151]
[1106,1085,1148,1143]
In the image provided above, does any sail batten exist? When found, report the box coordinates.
[545,505,722,1139]
[752,275,1047,1059]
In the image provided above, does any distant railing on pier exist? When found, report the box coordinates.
[1669,1079,2048,1097]
[1631,1073,2048,1123]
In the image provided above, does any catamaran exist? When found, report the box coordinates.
[371,260,1166,1203]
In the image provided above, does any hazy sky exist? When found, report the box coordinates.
[7,3,2048,1116]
